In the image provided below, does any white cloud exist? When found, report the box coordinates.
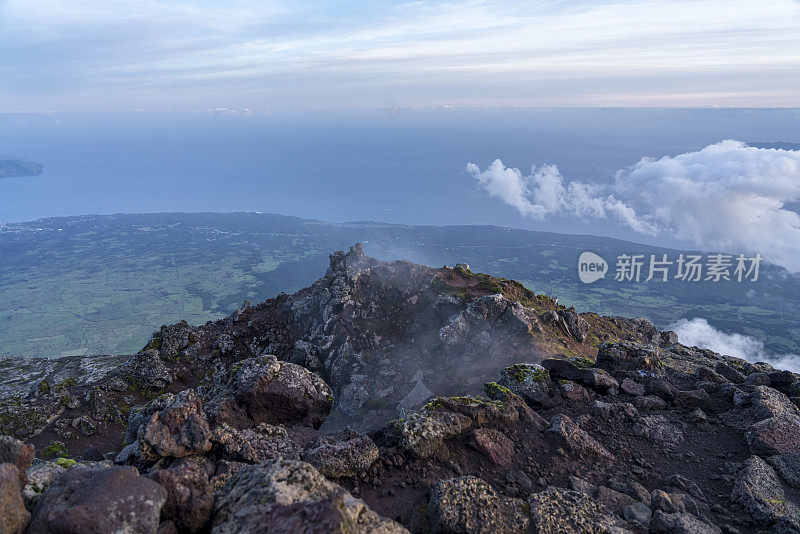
[468,141,800,272]
[671,317,800,373]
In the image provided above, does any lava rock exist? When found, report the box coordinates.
[731,455,800,531]
[527,486,626,534]
[137,389,212,461]
[302,427,379,478]
[0,463,29,534]
[545,414,612,459]
[212,459,406,533]
[27,465,167,533]
[746,414,800,456]
[428,475,530,533]
[149,456,214,533]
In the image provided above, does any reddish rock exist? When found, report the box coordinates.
[0,463,29,534]
[747,415,800,456]
[0,435,34,485]
[149,456,214,533]
[471,428,515,466]
[27,465,167,533]
[138,389,212,461]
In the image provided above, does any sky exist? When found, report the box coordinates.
[1,0,800,111]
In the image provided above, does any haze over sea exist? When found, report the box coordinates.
[2,108,798,249]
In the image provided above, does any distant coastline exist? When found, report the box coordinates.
[0,157,44,178]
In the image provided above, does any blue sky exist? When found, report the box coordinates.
[1,0,799,111]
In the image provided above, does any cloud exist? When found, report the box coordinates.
[468,141,800,272]
[671,317,800,373]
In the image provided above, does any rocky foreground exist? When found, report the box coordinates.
[2,244,800,533]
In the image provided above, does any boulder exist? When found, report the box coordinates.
[623,502,652,527]
[211,423,299,464]
[138,389,212,461]
[21,461,68,507]
[723,385,799,429]
[632,415,684,447]
[27,465,167,533]
[0,435,34,484]
[620,379,645,397]
[149,456,214,533]
[428,476,530,533]
[768,453,800,489]
[205,355,334,430]
[118,348,173,390]
[593,400,639,422]
[0,463,29,534]
[394,411,471,458]
[649,511,720,534]
[470,428,515,466]
[302,427,379,478]
[541,359,618,393]
[747,414,800,456]
[731,455,800,531]
[211,459,406,533]
[527,486,628,533]
[496,363,558,408]
[545,414,612,459]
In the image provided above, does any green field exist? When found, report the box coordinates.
[1,212,798,358]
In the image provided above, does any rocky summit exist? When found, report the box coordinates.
[2,244,800,533]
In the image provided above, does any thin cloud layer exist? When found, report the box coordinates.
[671,317,800,373]
[1,0,799,110]
[467,141,800,272]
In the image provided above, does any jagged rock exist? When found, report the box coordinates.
[0,463,29,534]
[632,415,684,447]
[634,395,667,411]
[593,400,639,422]
[204,355,333,430]
[527,487,629,533]
[596,342,660,370]
[302,427,379,478]
[541,359,618,393]
[114,441,143,466]
[21,461,67,507]
[768,453,800,488]
[497,363,558,408]
[27,465,167,533]
[137,389,212,461]
[126,392,178,444]
[731,455,800,531]
[648,380,678,402]
[747,414,800,456]
[649,511,720,534]
[623,502,652,527]
[211,459,406,533]
[211,423,299,464]
[545,414,612,459]
[674,389,710,409]
[470,428,515,466]
[428,476,530,533]
[722,385,799,429]
[0,435,34,484]
[560,381,591,402]
[568,477,635,515]
[393,410,471,458]
[149,456,214,533]
[620,379,645,396]
[118,348,173,390]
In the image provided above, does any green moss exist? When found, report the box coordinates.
[55,378,78,389]
[41,441,67,458]
[55,458,77,469]
[484,381,513,400]
[505,363,548,383]
[37,380,50,395]
[568,357,596,369]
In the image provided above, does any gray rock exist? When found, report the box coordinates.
[768,453,800,488]
[394,410,471,458]
[542,359,618,393]
[623,502,652,527]
[649,510,720,534]
[632,415,684,447]
[302,427,379,478]
[497,363,558,408]
[21,461,67,508]
[545,414,612,459]
[211,459,406,533]
[731,455,800,531]
[593,400,639,422]
[428,475,530,533]
[528,486,629,533]
[211,423,299,464]
[0,435,34,483]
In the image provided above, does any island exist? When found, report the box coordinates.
[0,158,44,178]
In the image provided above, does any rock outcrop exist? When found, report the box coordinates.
[2,245,800,533]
